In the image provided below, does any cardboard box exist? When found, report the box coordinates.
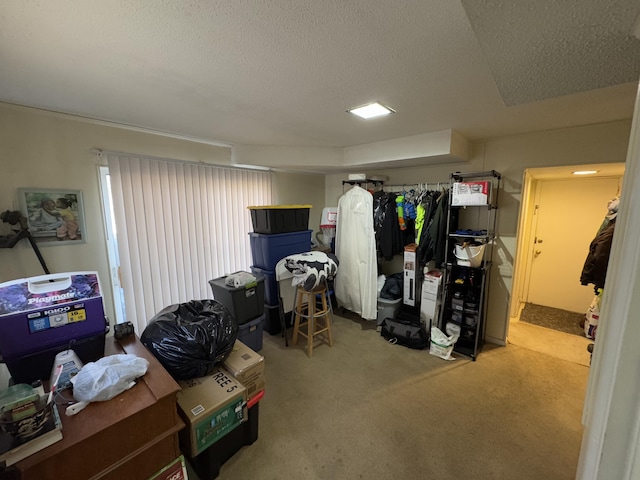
[420,284,439,329]
[223,340,266,401]
[422,270,442,296]
[403,244,418,306]
[451,181,490,206]
[147,455,188,480]
[177,368,248,457]
[0,400,62,467]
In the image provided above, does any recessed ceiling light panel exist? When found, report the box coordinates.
[348,102,395,119]
[572,170,598,175]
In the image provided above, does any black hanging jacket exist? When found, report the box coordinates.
[373,191,402,260]
[580,220,615,291]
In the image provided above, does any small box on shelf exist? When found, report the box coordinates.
[451,181,490,206]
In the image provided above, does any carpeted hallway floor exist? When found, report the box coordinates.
[519,302,586,337]
[188,312,589,480]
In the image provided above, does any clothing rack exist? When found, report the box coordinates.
[342,179,385,192]
[383,182,449,193]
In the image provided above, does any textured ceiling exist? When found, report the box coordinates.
[461,0,640,106]
[0,1,639,169]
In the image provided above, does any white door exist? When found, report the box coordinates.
[99,166,126,325]
[526,177,621,312]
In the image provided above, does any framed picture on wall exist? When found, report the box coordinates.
[18,188,87,246]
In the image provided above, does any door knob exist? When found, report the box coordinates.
[534,250,542,257]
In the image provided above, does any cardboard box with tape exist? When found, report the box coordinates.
[223,340,265,401]
[177,368,248,457]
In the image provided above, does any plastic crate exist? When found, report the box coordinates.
[249,266,278,306]
[208,274,265,325]
[263,303,293,336]
[187,391,263,480]
[237,314,264,352]
[249,230,312,270]
[248,205,311,234]
[377,297,402,326]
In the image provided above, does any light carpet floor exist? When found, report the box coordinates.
[189,313,589,480]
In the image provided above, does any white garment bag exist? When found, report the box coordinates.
[334,186,377,320]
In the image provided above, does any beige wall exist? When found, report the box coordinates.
[272,172,326,243]
[0,103,229,325]
[325,120,632,344]
[0,100,631,364]
[0,102,325,337]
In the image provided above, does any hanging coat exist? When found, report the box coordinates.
[580,196,619,292]
[335,186,378,320]
[417,190,454,268]
[372,190,402,260]
[580,220,615,291]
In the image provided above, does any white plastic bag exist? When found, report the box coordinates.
[71,354,149,402]
[377,274,386,296]
[429,327,459,361]
[224,271,256,288]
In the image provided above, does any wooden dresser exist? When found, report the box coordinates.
[9,335,184,480]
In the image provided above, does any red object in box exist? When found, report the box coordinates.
[148,455,189,480]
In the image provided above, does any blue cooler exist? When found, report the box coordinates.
[0,271,109,384]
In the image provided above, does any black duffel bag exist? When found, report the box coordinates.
[380,314,429,350]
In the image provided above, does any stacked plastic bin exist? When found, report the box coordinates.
[180,340,266,479]
[208,273,266,352]
[247,205,313,335]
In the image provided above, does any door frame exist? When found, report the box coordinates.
[98,165,126,325]
[508,164,625,326]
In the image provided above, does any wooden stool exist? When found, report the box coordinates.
[291,282,333,357]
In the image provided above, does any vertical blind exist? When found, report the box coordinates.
[106,152,272,335]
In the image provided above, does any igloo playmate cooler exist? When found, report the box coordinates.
[0,271,109,384]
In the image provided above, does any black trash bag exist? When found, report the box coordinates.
[140,299,238,380]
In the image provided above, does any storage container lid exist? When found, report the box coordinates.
[247,205,312,210]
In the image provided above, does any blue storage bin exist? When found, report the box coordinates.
[249,230,312,270]
[250,266,278,306]
[237,314,264,352]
